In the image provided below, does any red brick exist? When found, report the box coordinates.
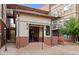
[44,37,51,46]
[39,37,43,42]
[16,37,29,48]
[58,36,64,45]
[52,36,58,45]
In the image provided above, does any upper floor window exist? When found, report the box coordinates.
[64,4,72,11]
[7,9,13,14]
[51,10,62,17]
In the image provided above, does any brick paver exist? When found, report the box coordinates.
[0,42,79,55]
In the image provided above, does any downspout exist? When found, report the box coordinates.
[49,4,53,47]
[17,11,20,48]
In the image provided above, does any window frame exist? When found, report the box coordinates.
[64,4,72,12]
[46,26,50,36]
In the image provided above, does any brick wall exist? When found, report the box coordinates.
[39,37,44,42]
[44,37,51,46]
[58,36,64,45]
[52,36,58,45]
[16,37,29,48]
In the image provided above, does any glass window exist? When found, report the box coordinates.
[46,26,50,35]
[64,4,72,11]
[51,10,61,17]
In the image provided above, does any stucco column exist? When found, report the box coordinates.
[16,14,29,48]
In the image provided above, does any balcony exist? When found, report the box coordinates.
[7,9,14,14]
[51,10,62,17]
[52,21,64,30]
[52,23,60,30]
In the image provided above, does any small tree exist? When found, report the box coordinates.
[60,18,79,42]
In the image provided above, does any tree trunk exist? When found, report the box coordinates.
[71,35,77,43]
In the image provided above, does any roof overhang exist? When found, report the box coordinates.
[6,4,49,14]
[6,4,61,20]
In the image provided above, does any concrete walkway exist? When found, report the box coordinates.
[0,42,79,55]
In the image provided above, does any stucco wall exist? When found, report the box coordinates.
[19,14,50,25]
[16,14,51,37]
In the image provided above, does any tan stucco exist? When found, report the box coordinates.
[16,14,51,37]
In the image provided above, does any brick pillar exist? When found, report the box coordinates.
[58,35,64,45]
[52,36,58,45]
[16,36,29,48]
[39,37,43,42]
[44,37,51,46]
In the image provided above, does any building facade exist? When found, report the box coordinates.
[0,4,57,48]
[0,4,79,49]
[51,4,79,43]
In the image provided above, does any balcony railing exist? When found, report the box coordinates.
[52,23,64,30]
[52,24,59,30]
[7,9,13,14]
[50,11,62,17]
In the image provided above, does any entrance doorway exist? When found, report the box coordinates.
[28,25,47,49]
[9,29,16,43]
[6,17,16,43]
[29,25,39,42]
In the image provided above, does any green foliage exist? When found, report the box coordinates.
[60,18,79,36]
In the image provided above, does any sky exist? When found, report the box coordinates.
[18,4,43,8]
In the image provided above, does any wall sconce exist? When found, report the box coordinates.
[26,23,29,30]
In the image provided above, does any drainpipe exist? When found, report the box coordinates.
[16,11,20,48]
[49,4,53,47]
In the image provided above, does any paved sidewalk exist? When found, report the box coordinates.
[0,42,79,55]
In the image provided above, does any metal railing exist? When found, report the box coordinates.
[52,23,63,30]
[6,9,13,14]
